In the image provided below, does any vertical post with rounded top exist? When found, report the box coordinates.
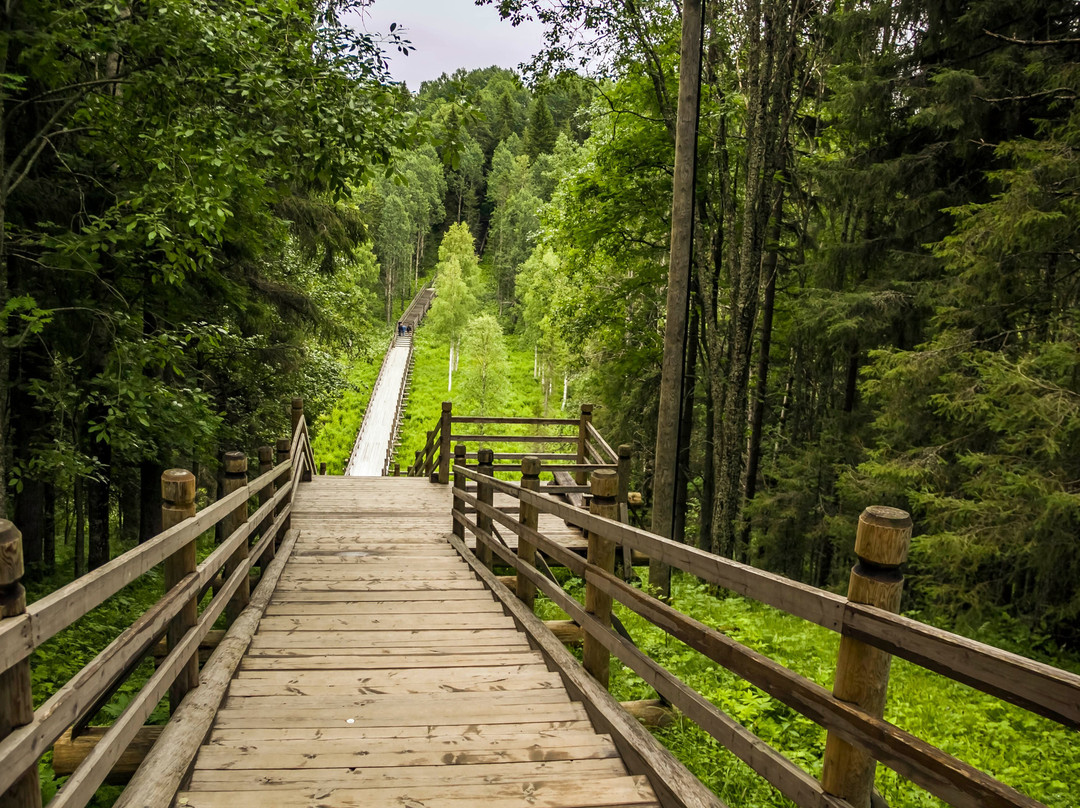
[476,448,495,569]
[0,521,42,808]
[319,462,326,476]
[584,469,619,689]
[218,452,250,624]
[161,469,198,713]
[517,456,541,610]
[276,438,291,539]
[821,506,912,808]
[413,449,423,476]
[257,446,275,570]
[452,444,467,540]
[616,444,634,578]
[576,403,594,485]
[438,401,452,484]
[290,397,304,438]
[394,462,400,477]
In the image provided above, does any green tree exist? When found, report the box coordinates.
[427,223,480,390]
[524,96,558,159]
[458,313,511,415]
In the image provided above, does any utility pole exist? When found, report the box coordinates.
[650,0,705,599]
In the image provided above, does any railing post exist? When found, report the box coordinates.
[616,444,634,579]
[413,449,423,477]
[584,469,618,688]
[452,444,467,540]
[517,456,541,611]
[476,448,494,570]
[0,520,43,808]
[290,397,303,437]
[439,401,452,484]
[257,446,276,570]
[161,470,198,713]
[424,430,436,478]
[576,403,594,485]
[276,438,291,539]
[821,506,912,808]
[394,462,400,477]
[319,462,326,476]
[218,451,250,624]
[291,397,311,482]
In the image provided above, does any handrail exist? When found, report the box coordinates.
[451,460,1080,808]
[0,398,319,807]
[407,403,622,488]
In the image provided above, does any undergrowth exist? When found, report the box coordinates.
[534,570,1080,808]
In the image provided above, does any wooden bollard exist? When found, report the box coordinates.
[584,469,619,688]
[439,401,452,484]
[0,521,42,808]
[517,456,541,610]
[290,397,304,437]
[821,506,912,807]
[576,403,594,485]
[476,448,494,570]
[319,462,327,476]
[257,446,275,570]
[218,452,250,624]
[452,444,467,540]
[161,470,198,713]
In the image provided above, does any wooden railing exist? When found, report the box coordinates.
[406,403,626,494]
[0,399,318,807]
[450,455,1080,808]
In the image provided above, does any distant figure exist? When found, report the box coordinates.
[397,323,403,336]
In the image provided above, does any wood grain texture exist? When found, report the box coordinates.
[171,476,660,808]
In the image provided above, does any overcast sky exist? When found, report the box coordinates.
[349,1,548,89]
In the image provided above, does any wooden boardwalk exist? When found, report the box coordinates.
[177,476,660,807]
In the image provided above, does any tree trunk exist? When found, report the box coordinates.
[673,307,700,545]
[87,447,111,569]
[740,188,783,550]
[42,482,55,571]
[74,479,85,578]
[139,459,161,542]
[651,0,705,599]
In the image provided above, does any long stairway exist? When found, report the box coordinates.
[344,334,412,476]
[177,477,660,808]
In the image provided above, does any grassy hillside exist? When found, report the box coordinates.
[311,345,387,474]
[536,572,1079,808]
[394,326,568,471]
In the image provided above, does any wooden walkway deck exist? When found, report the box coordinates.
[177,476,660,808]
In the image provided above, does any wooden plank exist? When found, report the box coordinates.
[249,629,526,647]
[178,775,656,807]
[262,600,501,615]
[255,614,512,631]
[212,700,589,727]
[225,673,563,696]
[220,689,571,711]
[191,741,619,772]
[207,719,597,743]
[201,731,613,755]
[271,580,485,592]
[269,590,494,602]
[186,757,624,790]
[237,652,546,671]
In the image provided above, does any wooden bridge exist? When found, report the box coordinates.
[0,403,1077,808]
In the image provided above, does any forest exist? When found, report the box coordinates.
[2,0,1079,802]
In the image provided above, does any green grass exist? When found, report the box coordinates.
[534,570,1079,808]
[311,345,387,474]
[394,327,569,472]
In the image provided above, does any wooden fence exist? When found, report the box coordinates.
[406,402,625,488]
[0,399,317,808]
[450,454,1080,808]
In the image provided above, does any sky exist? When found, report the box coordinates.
[349,1,548,90]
